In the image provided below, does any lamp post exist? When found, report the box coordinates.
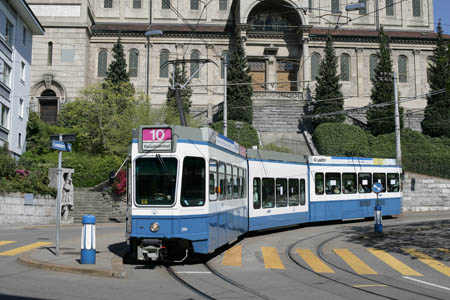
[145,29,163,97]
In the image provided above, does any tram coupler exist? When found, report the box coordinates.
[137,239,162,261]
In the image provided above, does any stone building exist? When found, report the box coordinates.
[27,0,440,147]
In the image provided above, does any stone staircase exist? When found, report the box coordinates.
[72,188,125,224]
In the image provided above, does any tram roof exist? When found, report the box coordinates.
[247,148,307,163]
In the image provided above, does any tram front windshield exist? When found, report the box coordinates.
[135,157,177,205]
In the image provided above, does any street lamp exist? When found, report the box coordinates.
[145,29,163,97]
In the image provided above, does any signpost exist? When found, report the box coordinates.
[50,134,75,256]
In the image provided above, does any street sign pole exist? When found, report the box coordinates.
[56,134,62,256]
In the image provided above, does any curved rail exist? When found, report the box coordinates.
[166,265,216,300]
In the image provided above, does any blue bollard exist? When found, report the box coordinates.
[81,215,96,264]
[374,205,383,233]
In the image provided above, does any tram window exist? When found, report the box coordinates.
[238,168,243,198]
[226,164,232,200]
[218,161,226,200]
[387,173,400,192]
[325,173,341,194]
[209,159,217,201]
[276,178,288,207]
[300,179,306,205]
[127,159,131,206]
[135,157,177,206]
[358,173,372,193]
[373,173,386,192]
[262,178,275,209]
[181,157,206,207]
[233,166,239,198]
[241,169,247,198]
[253,177,261,209]
[342,173,357,194]
[315,173,324,195]
[288,178,299,206]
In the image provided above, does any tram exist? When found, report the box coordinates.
[125,125,402,261]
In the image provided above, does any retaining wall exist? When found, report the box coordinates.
[0,193,56,225]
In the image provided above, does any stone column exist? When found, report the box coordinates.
[413,49,421,98]
[302,39,310,92]
[355,48,364,98]
[267,56,276,91]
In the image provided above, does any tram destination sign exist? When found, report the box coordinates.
[141,127,172,151]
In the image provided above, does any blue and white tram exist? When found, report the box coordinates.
[126,125,402,261]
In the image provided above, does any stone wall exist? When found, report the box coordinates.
[403,172,450,212]
[0,193,55,226]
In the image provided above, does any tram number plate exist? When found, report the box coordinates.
[142,128,172,151]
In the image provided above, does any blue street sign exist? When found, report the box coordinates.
[372,182,383,194]
[51,140,72,152]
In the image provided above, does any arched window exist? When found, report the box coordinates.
[191,50,200,78]
[412,0,421,17]
[386,0,394,16]
[129,49,139,77]
[160,49,169,78]
[340,54,350,81]
[331,0,340,13]
[221,51,229,79]
[98,50,107,77]
[47,42,53,66]
[398,55,408,83]
[311,53,321,81]
[369,54,378,81]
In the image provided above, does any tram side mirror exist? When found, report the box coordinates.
[108,171,115,185]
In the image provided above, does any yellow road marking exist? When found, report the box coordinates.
[403,248,450,277]
[261,247,285,269]
[0,241,15,246]
[368,248,423,276]
[296,248,334,273]
[333,248,377,275]
[0,242,52,256]
[353,284,387,288]
[439,248,450,254]
[222,245,242,266]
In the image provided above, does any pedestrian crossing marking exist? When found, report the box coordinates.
[261,247,285,270]
[0,242,52,256]
[403,248,450,277]
[368,248,423,276]
[333,248,377,275]
[0,241,15,247]
[296,248,335,273]
[222,245,242,266]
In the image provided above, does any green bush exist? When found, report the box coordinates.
[211,121,259,148]
[0,144,16,178]
[260,143,293,153]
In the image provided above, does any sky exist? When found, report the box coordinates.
[434,0,450,33]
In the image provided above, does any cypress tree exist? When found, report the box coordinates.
[227,37,253,123]
[421,21,450,137]
[105,37,135,97]
[166,63,192,114]
[312,35,345,129]
[367,27,403,136]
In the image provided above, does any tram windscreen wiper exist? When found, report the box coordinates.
[156,154,176,182]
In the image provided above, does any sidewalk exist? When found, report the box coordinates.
[18,225,128,279]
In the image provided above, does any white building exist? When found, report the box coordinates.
[0,0,44,159]
[27,0,445,147]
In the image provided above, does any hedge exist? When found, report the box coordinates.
[211,121,259,149]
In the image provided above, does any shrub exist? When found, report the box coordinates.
[211,121,259,148]
[260,143,293,153]
[0,144,16,178]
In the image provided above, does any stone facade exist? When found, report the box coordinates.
[0,192,55,225]
[27,0,440,132]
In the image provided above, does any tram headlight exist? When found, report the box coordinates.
[150,222,160,232]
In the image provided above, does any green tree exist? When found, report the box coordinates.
[367,27,403,136]
[226,37,253,123]
[105,37,135,98]
[312,35,344,128]
[421,20,450,137]
[166,63,192,115]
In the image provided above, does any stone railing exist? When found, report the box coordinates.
[253,90,302,100]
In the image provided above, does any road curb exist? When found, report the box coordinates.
[17,252,127,279]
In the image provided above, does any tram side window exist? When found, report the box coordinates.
[387,173,400,192]
[276,178,288,207]
[241,169,246,198]
[289,178,299,206]
[233,166,239,198]
[373,173,386,192]
[253,177,261,209]
[300,179,306,205]
[218,161,226,200]
[262,178,275,208]
[342,173,357,194]
[238,168,243,197]
[181,157,206,207]
[326,173,341,194]
[226,164,232,199]
[315,173,324,195]
[209,159,217,201]
[127,159,131,205]
[358,173,372,193]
